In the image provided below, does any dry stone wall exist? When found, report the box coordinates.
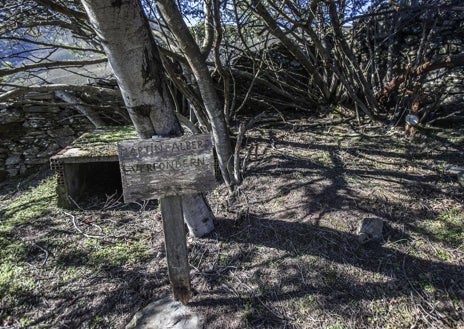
[0,96,93,181]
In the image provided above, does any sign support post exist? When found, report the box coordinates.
[160,195,191,304]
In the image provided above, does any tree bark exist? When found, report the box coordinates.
[81,0,215,239]
[182,194,214,237]
[80,0,181,138]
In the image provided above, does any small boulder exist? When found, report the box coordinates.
[357,217,384,244]
[126,296,204,329]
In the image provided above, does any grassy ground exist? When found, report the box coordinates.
[0,114,463,328]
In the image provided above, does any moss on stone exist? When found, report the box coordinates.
[71,126,138,157]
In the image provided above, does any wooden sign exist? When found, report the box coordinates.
[118,134,216,202]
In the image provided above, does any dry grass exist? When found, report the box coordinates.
[1,114,463,328]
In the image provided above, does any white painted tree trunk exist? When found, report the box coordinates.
[81,0,180,138]
[182,194,214,237]
[80,0,214,237]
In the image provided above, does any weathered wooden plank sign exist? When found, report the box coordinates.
[117,134,216,202]
[117,133,217,304]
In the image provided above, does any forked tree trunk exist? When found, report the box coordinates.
[80,0,214,237]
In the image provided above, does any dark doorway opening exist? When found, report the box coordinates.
[62,161,123,208]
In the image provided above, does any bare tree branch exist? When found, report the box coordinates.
[1,36,103,54]
[0,58,108,78]
[0,83,119,101]
[377,54,464,102]
[32,0,87,20]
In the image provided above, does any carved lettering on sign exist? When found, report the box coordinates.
[118,134,216,202]
[120,156,207,174]
[119,139,206,158]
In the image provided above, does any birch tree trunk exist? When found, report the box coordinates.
[80,0,214,236]
[80,0,180,139]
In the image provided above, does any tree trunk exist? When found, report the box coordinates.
[182,194,214,237]
[80,0,180,138]
[157,0,236,187]
[80,0,215,238]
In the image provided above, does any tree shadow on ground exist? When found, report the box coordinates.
[0,168,52,198]
[244,125,463,245]
[1,220,170,329]
[1,170,167,329]
[3,118,463,328]
[191,213,463,328]
[24,265,170,328]
[191,122,463,327]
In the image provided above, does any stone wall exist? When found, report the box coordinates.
[0,95,93,181]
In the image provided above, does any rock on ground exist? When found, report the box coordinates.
[357,217,384,244]
[125,296,204,329]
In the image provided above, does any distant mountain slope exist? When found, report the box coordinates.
[1,38,111,85]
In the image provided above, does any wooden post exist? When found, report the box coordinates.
[160,195,191,305]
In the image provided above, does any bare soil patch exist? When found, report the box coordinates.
[1,114,463,328]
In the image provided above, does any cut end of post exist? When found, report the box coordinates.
[173,284,192,305]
